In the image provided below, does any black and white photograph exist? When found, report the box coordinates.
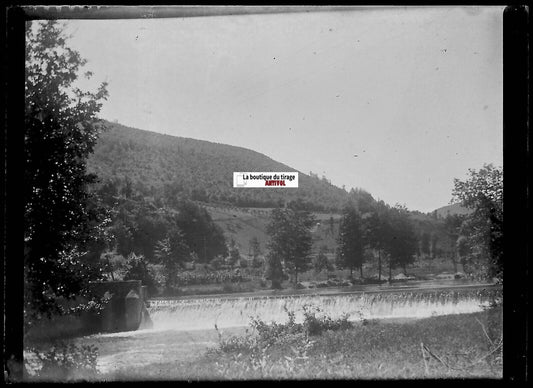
[7,4,523,381]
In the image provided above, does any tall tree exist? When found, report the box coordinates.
[168,226,191,266]
[266,206,314,286]
[227,239,241,268]
[24,21,108,324]
[430,234,439,259]
[154,237,177,293]
[264,252,285,289]
[337,205,366,279]
[456,235,471,270]
[249,236,262,268]
[420,232,431,258]
[313,245,332,276]
[174,201,228,262]
[364,200,392,281]
[452,164,503,281]
[385,205,418,279]
[443,214,465,272]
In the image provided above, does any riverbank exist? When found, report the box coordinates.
[147,257,471,298]
[25,306,501,381]
[103,307,501,380]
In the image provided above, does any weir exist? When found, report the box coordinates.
[147,285,501,332]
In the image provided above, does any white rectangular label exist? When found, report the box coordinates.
[233,172,299,188]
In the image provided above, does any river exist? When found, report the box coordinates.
[25,280,501,379]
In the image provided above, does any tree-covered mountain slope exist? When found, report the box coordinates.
[434,203,472,218]
[87,121,362,212]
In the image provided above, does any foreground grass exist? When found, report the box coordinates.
[102,307,502,380]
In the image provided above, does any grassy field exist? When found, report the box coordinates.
[96,306,502,381]
[205,206,343,257]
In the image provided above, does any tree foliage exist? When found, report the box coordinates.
[360,201,418,280]
[249,236,262,268]
[153,234,188,294]
[452,164,503,281]
[420,232,431,257]
[386,205,418,276]
[265,206,315,285]
[88,122,377,212]
[249,236,261,258]
[123,253,159,296]
[95,179,226,265]
[363,200,393,280]
[313,245,333,274]
[442,214,465,272]
[430,234,439,259]
[173,200,228,262]
[24,21,108,322]
[336,205,365,278]
[154,238,175,292]
[227,239,241,268]
[264,252,285,289]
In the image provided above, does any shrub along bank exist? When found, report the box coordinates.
[202,306,502,379]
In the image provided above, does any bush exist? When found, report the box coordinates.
[206,307,502,379]
[301,305,353,336]
[250,307,302,344]
[212,319,312,379]
[252,257,263,268]
[214,325,257,353]
[250,304,355,341]
[29,343,99,381]
[326,279,339,287]
[207,304,360,379]
[123,253,159,296]
[210,256,225,270]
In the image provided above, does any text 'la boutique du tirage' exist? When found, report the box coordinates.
[233,172,299,188]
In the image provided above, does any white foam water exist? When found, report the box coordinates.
[147,289,493,332]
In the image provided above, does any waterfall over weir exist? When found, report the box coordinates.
[147,286,501,332]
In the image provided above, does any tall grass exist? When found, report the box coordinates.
[206,305,502,379]
[35,305,502,381]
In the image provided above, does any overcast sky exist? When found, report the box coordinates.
[60,6,503,213]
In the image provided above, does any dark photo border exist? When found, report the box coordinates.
[3,4,529,383]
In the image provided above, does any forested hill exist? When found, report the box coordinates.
[87,121,365,212]
[434,203,472,218]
